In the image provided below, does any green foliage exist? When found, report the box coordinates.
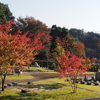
[50,25,69,53]
[50,25,69,39]
[50,26,100,59]
[89,64,100,72]
[69,29,100,59]
[0,2,14,24]
[86,48,97,58]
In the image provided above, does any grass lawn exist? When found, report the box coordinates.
[42,71,58,74]
[26,66,96,75]
[0,78,100,100]
[26,66,48,72]
[0,74,33,80]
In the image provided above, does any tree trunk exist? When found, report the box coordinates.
[1,72,7,91]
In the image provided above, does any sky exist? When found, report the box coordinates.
[1,0,100,32]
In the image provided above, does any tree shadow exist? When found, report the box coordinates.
[16,82,66,90]
[0,83,75,100]
[0,92,38,100]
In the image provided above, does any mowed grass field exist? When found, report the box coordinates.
[0,67,99,100]
[0,78,100,100]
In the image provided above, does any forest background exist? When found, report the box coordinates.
[0,2,100,64]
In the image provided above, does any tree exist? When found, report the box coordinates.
[52,37,74,62]
[53,39,88,93]
[0,2,14,24]
[56,52,88,93]
[0,22,51,91]
[73,41,86,58]
[11,16,50,36]
[11,16,51,60]
[50,25,69,52]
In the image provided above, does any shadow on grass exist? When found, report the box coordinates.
[26,70,43,72]
[0,92,38,100]
[0,83,68,100]
[0,91,69,100]
[17,83,66,90]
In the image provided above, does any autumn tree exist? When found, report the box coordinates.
[53,38,88,93]
[10,16,51,60]
[11,16,50,36]
[57,52,88,93]
[52,37,72,61]
[0,22,51,91]
[73,41,86,58]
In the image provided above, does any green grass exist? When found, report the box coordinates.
[42,71,58,74]
[84,71,95,75]
[1,78,100,100]
[0,74,33,80]
[26,66,48,71]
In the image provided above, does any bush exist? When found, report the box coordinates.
[89,64,100,72]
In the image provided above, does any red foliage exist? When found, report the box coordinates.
[57,53,88,79]
[0,22,51,73]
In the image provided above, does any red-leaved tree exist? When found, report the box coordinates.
[57,53,88,93]
[0,22,51,91]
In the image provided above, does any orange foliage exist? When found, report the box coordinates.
[0,22,51,74]
[73,41,85,57]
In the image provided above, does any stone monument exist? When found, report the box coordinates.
[33,62,40,67]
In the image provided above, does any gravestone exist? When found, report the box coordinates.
[95,72,100,81]
[14,68,23,74]
[27,82,32,84]
[21,89,30,93]
[51,63,56,69]
[84,75,88,81]
[84,81,91,85]
[33,62,40,67]
[91,76,95,81]
[7,83,14,86]
[12,82,18,86]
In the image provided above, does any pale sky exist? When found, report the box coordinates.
[1,0,100,32]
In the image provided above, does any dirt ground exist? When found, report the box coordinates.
[2,72,59,84]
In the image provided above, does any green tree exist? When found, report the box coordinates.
[50,25,69,52]
[0,2,14,24]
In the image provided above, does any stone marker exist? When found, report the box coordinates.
[12,82,18,86]
[21,89,30,93]
[15,68,23,74]
[84,81,91,85]
[95,72,100,81]
[7,83,14,86]
[33,62,40,67]
[84,75,88,81]
[27,82,32,84]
